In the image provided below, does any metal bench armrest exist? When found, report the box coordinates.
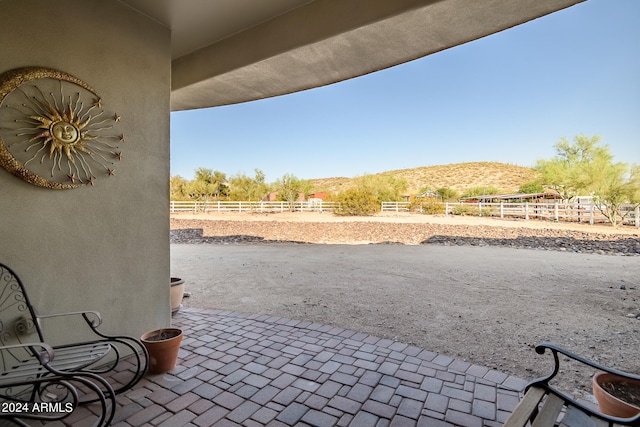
[534,342,640,383]
[36,310,104,330]
[0,342,55,364]
[513,343,640,426]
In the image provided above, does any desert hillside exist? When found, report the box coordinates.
[310,162,539,195]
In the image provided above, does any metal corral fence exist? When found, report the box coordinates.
[381,201,640,227]
[170,200,340,213]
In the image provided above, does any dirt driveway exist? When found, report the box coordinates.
[170,212,640,397]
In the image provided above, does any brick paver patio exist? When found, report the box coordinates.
[72,308,529,426]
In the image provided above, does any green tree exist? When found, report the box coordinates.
[356,174,408,202]
[518,181,544,194]
[580,159,640,226]
[536,134,640,226]
[228,169,270,201]
[170,175,189,200]
[274,173,311,210]
[333,174,408,216]
[536,134,609,199]
[187,168,229,201]
[436,187,459,201]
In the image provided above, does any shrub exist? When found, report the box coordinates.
[436,187,459,201]
[356,174,408,202]
[334,188,380,216]
[451,204,492,216]
[411,199,445,214]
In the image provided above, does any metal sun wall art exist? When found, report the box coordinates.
[0,67,124,189]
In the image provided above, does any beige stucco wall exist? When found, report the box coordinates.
[0,0,171,340]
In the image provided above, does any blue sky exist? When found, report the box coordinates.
[171,0,640,183]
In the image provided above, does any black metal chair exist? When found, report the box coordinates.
[504,343,640,427]
[0,263,148,426]
[0,342,116,426]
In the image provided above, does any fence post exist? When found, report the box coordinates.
[445,203,449,215]
[525,203,529,220]
[500,202,504,218]
[589,204,594,225]
[478,202,482,217]
[554,202,559,222]
[636,205,639,228]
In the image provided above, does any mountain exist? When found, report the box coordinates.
[310,162,539,195]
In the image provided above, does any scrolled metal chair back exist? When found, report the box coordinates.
[0,263,43,373]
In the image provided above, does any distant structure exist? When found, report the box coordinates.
[266,191,306,202]
[415,190,439,199]
[308,192,328,201]
[460,192,563,203]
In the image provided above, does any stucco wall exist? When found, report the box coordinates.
[0,0,171,340]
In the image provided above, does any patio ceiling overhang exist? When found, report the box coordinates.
[120,0,585,111]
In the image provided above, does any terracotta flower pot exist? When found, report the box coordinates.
[170,277,185,314]
[592,372,640,418]
[140,327,183,374]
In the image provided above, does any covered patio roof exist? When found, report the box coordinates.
[120,0,585,111]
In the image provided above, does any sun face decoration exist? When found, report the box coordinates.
[0,67,124,189]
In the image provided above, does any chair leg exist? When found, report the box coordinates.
[109,337,148,394]
[64,374,116,427]
[0,373,115,427]
[69,337,148,404]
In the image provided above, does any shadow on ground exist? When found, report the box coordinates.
[170,228,310,245]
[422,235,640,254]
[171,227,639,254]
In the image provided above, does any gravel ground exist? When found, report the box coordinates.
[170,212,640,255]
[170,212,640,398]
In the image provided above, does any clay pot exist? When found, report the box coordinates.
[170,277,185,314]
[592,372,640,418]
[140,328,183,374]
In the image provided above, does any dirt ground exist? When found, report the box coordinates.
[170,212,640,398]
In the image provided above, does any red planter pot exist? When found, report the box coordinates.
[141,328,183,374]
[170,277,185,314]
[592,372,640,419]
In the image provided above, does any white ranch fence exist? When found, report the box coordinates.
[172,200,639,227]
[381,202,411,212]
[170,200,339,213]
[381,201,639,227]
